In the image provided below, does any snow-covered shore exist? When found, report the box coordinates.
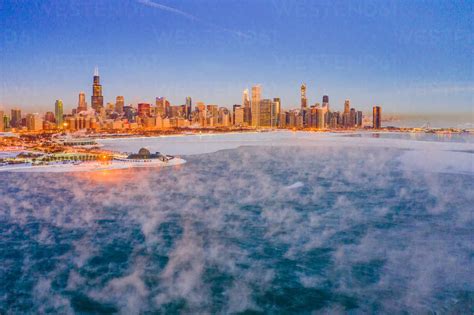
[98,131,474,175]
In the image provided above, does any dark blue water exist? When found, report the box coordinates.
[1,146,473,313]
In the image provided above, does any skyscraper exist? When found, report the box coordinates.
[251,85,261,127]
[273,98,281,126]
[322,95,329,112]
[301,83,307,109]
[242,89,250,108]
[44,112,55,123]
[0,111,4,132]
[26,113,43,131]
[316,107,325,129]
[185,97,192,119]
[344,99,350,114]
[138,103,151,117]
[115,96,124,113]
[10,109,21,128]
[91,67,103,112]
[373,106,382,129]
[156,97,170,117]
[232,104,241,124]
[242,89,251,125]
[3,115,10,130]
[55,100,64,128]
[77,92,87,112]
[259,99,273,127]
[233,106,244,126]
[350,108,356,128]
[357,111,363,127]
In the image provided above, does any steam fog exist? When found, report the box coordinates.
[1,132,473,313]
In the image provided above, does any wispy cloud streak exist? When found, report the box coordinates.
[136,0,249,38]
[137,0,198,21]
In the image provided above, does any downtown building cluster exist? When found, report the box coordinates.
[233,84,375,130]
[0,70,382,133]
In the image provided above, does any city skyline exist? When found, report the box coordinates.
[0,68,377,132]
[1,0,472,114]
[0,70,375,115]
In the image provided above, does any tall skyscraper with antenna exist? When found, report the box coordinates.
[91,67,103,112]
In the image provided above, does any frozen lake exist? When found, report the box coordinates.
[1,131,473,313]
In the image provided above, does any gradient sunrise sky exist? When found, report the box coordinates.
[0,0,472,113]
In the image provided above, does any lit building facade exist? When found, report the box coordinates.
[11,109,21,128]
[55,100,64,128]
[77,92,87,112]
[251,85,261,127]
[115,96,124,113]
[373,106,382,129]
[91,67,104,111]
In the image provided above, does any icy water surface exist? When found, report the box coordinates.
[1,136,473,313]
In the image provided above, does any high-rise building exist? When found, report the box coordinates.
[242,89,251,125]
[373,106,382,129]
[115,96,124,113]
[273,98,281,115]
[357,111,363,127]
[138,103,151,117]
[234,106,244,126]
[26,113,43,131]
[3,115,10,130]
[91,67,103,112]
[218,107,231,127]
[55,99,64,128]
[0,111,4,132]
[242,89,250,108]
[322,95,330,113]
[77,92,87,112]
[44,111,55,123]
[316,107,325,129]
[350,108,356,128]
[185,97,192,119]
[344,99,350,114]
[232,104,241,124]
[11,109,21,128]
[251,85,261,127]
[259,99,273,127]
[124,105,137,123]
[278,111,287,128]
[301,83,307,109]
[329,111,340,129]
[273,98,281,126]
[156,97,170,117]
[207,105,218,119]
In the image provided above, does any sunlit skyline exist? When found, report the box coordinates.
[1,0,472,114]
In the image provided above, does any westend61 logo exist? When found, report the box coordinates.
[272,0,400,18]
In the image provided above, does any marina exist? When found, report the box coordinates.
[0,147,185,172]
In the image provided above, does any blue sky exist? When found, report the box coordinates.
[0,0,472,114]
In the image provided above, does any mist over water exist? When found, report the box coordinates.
[1,135,473,313]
